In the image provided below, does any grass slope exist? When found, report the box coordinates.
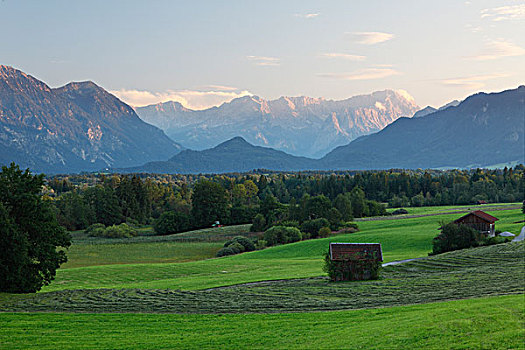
[1,295,523,349]
[63,242,224,268]
[64,224,252,268]
[41,209,523,292]
[2,241,523,313]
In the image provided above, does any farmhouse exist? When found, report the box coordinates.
[328,243,383,281]
[452,210,498,236]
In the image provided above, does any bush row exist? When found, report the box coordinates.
[215,221,359,258]
[86,223,138,238]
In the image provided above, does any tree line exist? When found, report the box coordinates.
[47,166,524,234]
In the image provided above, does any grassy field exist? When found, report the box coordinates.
[38,208,523,292]
[70,224,252,244]
[1,205,523,349]
[63,224,252,268]
[383,202,521,216]
[1,241,523,313]
[1,294,523,349]
[63,242,224,268]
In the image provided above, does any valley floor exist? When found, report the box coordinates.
[1,241,523,313]
[0,204,523,349]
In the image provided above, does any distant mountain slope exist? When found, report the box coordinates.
[412,106,437,118]
[119,137,319,174]
[412,99,461,118]
[135,90,419,158]
[322,86,525,169]
[0,65,183,173]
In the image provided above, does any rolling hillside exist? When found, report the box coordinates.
[120,136,319,173]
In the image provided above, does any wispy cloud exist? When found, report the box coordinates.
[246,55,281,66]
[320,53,366,61]
[440,73,509,89]
[347,31,395,45]
[317,68,401,80]
[481,4,525,21]
[110,88,253,110]
[464,24,482,33]
[294,13,320,19]
[198,84,239,92]
[468,39,525,60]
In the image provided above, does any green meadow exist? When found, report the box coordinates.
[1,295,523,350]
[1,205,523,349]
[40,207,523,292]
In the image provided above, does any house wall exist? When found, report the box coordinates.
[455,215,492,233]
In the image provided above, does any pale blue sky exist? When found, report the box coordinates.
[1,0,524,109]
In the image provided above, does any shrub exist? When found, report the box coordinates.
[263,226,302,246]
[392,208,409,215]
[85,223,105,237]
[300,218,330,239]
[366,200,387,216]
[481,236,512,246]
[335,227,358,234]
[287,227,302,243]
[277,220,300,228]
[431,223,482,255]
[103,223,137,238]
[326,208,343,229]
[263,226,285,246]
[224,236,255,252]
[250,214,266,232]
[318,226,332,238]
[254,239,267,250]
[154,211,191,235]
[216,247,236,257]
[89,223,137,238]
[342,222,359,230]
[227,242,245,254]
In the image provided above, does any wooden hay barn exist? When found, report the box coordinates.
[328,243,383,281]
[452,210,498,236]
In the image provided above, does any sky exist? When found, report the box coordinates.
[1,0,524,110]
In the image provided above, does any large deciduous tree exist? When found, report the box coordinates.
[191,180,230,227]
[0,163,71,293]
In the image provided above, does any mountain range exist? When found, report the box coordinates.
[323,86,525,170]
[0,65,183,173]
[122,86,525,173]
[135,90,420,158]
[1,65,523,174]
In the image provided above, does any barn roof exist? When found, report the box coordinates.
[329,243,383,262]
[453,210,499,224]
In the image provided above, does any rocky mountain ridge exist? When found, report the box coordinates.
[122,86,525,173]
[136,89,420,158]
[0,65,183,173]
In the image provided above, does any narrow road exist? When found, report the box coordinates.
[382,257,425,266]
[512,226,525,242]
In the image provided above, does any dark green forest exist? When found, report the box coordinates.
[46,166,524,235]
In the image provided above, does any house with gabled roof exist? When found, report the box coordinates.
[451,210,498,237]
[328,243,383,281]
